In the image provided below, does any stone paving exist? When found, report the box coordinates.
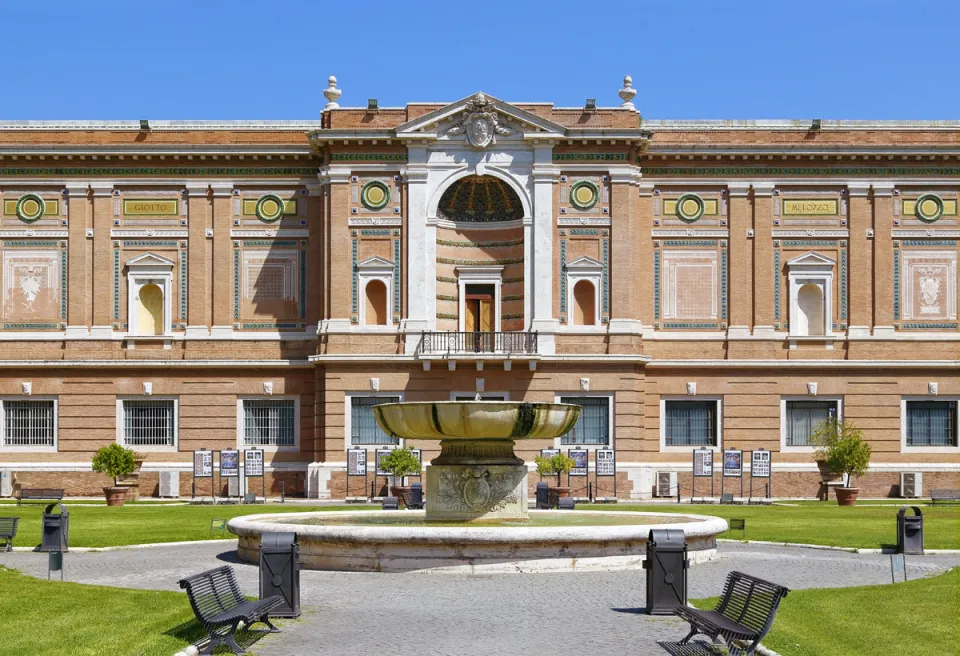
[1,543,957,655]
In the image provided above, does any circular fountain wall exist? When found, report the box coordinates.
[228,510,727,573]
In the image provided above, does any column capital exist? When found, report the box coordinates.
[752,183,775,197]
[209,183,233,198]
[89,184,114,197]
[872,183,896,197]
[64,184,90,197]
[531,166,560,182]
[637,182,655,196]
[846,182,872,197]
[607,167,641,185]
[727,182,751,198]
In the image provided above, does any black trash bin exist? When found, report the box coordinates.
[643,528,687,615]
[897,506,924,555]
[259,532,301,618]
[40,503,69,552]
[407,483,424,509]
[535,482,550,509]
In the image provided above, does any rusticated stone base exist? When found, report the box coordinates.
[425,464,528,521]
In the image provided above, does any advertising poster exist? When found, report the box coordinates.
[347,448,367,476]
[375,449,392,476]
[193,450,213,478]
[539,448,560,460]
[751,449,771,478]
[220,450,240,478]
[596,449,616,476]
[243,449,264,477]
[569,449,588,476]
[693,449,713,477]
[723,449,743,478]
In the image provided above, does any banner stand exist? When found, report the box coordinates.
[593,449,617,501]
[346,448,368,500]
[243,449,265,502]
[567,449,588,499]
[192,449,214,503]
[692,449,714,502]
[749,448,773,503]
[721,449,744,501]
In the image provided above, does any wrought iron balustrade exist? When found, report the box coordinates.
[416,331,538,355]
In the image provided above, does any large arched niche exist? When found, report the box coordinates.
[436,174,525,223]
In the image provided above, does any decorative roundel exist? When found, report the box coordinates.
[675,193,705,222]
[16,193,46,223]
[255,194,285,223]
[569,180,599,210]
[915,193,944,223]
[360,181,391,210]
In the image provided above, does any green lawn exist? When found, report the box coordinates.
[0,503,372,549]
[692,568,960,656]
[0,566,204,656]
[579,502,960,550]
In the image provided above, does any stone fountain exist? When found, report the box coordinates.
[373,401,580,521]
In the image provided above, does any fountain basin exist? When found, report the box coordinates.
[229,510,727,573]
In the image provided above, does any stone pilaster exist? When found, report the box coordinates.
[89,185,113,337]
[607,167,642,353]
[210,184,233,335]
[752,184,775,336]
[872,183,896,336]
[185,184,211,336]
[65,185,90,336]
[635,183,655,327]
[305,184,324,328]
[530,145,559,353]
[727,183,753,336]
[847,183,873,337]
[400,148,431,351]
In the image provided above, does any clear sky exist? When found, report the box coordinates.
[2,0,957,121]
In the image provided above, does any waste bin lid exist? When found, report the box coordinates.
[43,503,68,516]
[261,531,297,550]
[536,482,549,490]
[898,506,923,518]
[648,528,686,548]
[411,482,422,490]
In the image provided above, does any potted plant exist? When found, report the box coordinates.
[378,447,422,507]
[91,444,137,507]
[132,452,147,473]
[811,418,872,506]
[535,452,575,505]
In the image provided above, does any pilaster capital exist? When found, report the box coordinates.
[637,182,655,196]
[846,182,872,198]
[752,183,775,197]
[89,184,114,197]
[531,166,560,182]
[607,167,641,185]
[872,182,896,197]
[64,184,90,198]
[727,182,751,198]
[209,183,233,198]
[185,182,212,195]
[304,183,324,196]
[401,168,429,185]
[320,167,352,185]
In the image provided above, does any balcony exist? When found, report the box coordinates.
[416,331,538,356]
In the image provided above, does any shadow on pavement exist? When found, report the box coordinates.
[610,607,647,615]
[164,620,273,655]
[214,550,243,564]
[657,639,727,655]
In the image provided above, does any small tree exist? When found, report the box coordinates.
[91,444,136,486]
[534,453,576,480]
[811,418,872,487]
[378,447,421,485]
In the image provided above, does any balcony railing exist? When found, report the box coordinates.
[416,331,538,355]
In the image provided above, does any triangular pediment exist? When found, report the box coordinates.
[396,91,566,136]
[567,255,603,269]
[356,255,394,271]
[787,251,836,268]
[125,252,175,268]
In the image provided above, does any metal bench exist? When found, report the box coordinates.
[16,488,64,506]
[0,517,18,552]
[674,570,790,656]
[930,488,960,505]
[178,565,282,655]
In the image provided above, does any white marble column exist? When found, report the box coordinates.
[530,143,558,354]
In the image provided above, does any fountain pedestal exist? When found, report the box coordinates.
[426,464,528,521]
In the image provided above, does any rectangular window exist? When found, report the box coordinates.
[785,400,839,447]
[906,400,957,447]
[122,400,175,447]
[243,400,296,447]
[350,396,400,446]
[665,400,717,447]
[2,400,55,448]
[559,396,610,446]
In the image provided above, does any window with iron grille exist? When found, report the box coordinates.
[122,399,176,447]
[785,400,839,447]
[350,396,400,446]
[906,400,957,447]
[243,399,296,447]
[664,400,718,447]
[2,400,55,448]
[559,396,610,445]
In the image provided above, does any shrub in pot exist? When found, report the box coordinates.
[534,453,576,504]
[91,444,137,507]
[811,418,872,506]
[378,447,422,506]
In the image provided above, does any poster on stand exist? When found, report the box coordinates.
[596,449,616,476]
[693,449,713,477]
[243,449,264,477]
[568,449,588,476]
[539,448,559,460]
[347,449,367,476]
[751,449,771,478]
[194,450,213,478]
[375,449,392,476]
[220,450,240,478]
[722,449,743,478]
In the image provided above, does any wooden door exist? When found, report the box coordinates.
[478,298,494,332]
[465,299,479,332]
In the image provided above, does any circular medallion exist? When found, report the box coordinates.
[254,194,285,223]
[915,193,944,223]
[676,193,705,223]
[16,193,46,223]
[360,181,391,211]
[569,180,599,210]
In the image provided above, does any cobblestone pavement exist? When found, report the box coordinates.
[1,543,957,656]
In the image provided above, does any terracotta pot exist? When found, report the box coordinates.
[815,460,834,480]
[133,459,145,473]
[547,486,571,507]
[103,486,128,507]
[835,487,859,506]
[390,486,412,507]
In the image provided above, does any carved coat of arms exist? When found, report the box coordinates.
[445,93,514,149]
[917,266,942,314]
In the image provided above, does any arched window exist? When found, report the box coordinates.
[364,280,388,326]
[797,284,824,336]
[138,283,164,336]
[437,175,524,222]
[573,280,596,326]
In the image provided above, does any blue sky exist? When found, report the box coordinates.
[2,0,957,120]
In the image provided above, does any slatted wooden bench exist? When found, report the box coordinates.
[674,570,790,656]
[16,488,64,506]
[931,489,960,505]
[0,517,18,552]
[178,565,282,655]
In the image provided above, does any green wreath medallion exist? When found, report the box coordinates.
[675,193,705,222]
[255,194,286,222]
[360,181,391,210]
[569,180,599,210]
[16,193,46,223]
[915,193,944,223]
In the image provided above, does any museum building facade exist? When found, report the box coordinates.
[0,76,958,500]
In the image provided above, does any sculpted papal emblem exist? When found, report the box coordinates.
[461,469,491,510]
[446,93,515,149]
[917,268,941,314]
